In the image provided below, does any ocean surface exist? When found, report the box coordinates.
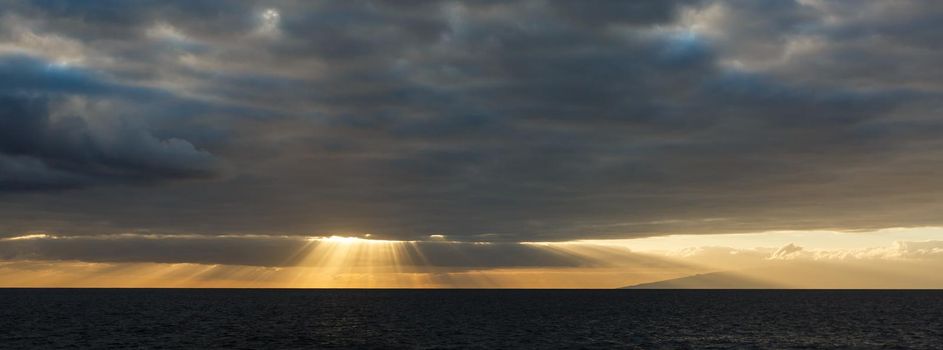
[1,289,941,349]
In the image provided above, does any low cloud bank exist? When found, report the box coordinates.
[2,233,943,272]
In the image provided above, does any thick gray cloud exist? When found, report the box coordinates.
[1,0,943,247]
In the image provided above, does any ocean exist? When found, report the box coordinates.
[1,289,940,349]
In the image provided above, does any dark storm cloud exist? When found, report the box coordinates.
[0,56,221,191]
[2,0,943,249]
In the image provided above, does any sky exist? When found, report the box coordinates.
[2,0,943,288]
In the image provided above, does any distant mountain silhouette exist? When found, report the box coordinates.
[622,271,783,289]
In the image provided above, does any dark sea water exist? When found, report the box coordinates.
[1,289,941,349]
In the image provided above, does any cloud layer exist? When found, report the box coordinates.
[1,1,943,242]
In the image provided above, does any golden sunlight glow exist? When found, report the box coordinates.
[287,236,424,287]
[2,233,51,241]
